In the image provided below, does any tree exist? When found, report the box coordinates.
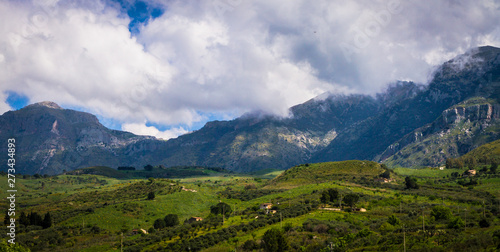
[29,212,43,226]
[42,212,52,229]
[343,193,360,208]
[147,192,155,200]
[320,191,330,204]
[448,217,465,229]
[164,214,179,227]
[153,218,166,230]
[144,164,154,171]
[242,239,258,251]
[262,228,288,252]
[446,158,453,169]
[387,214,401,226]
[466,157,477,170]
[327,188,339,202]
[3,211,8,225]
[431,205,452,221]
[491,162,498,173]
[479,218,490,228]
[19,212,29,226]
[210,202,232,217]
[380,169,391,179]
[405,176,419,189]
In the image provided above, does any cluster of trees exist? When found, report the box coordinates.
[161,204,312,251]
[405,176,419,189]
[261,228,288,252]
[445,157,497,170]
[118,166,136,171]
[446,158,465,169]
[210,202,233,217]
[153,214,180,230]
[5,211,53,229]
[320,189,360,208]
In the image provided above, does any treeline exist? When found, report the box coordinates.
[118,166,136,171]
[4,211,53,229]
[446,156,498,170]
[116,164,230,178]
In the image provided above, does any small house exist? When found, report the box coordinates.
[187,217,203,223]
[132,229,148,235]
[374,178,393,183]
[463,169,476,177]
[260,203,273,210]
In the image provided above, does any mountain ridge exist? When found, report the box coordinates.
[1,46,500,174]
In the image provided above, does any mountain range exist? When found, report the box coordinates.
[1,46,499,175]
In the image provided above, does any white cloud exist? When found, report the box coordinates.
[0,0,499,133]
[122,122,188,140]
[0,92,13,115]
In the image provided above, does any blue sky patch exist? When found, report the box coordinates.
[6,91,30,110]
[109,0,165,34]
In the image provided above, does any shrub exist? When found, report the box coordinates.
[164,214,179,227]
[262,228,288,252]
[431,205,452,221]
[448,217,464,229]
[387,214,401,226]
[479,218,490,228]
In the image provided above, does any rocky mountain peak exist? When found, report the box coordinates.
[26,101,63,110]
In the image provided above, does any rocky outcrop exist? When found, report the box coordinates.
[380,98,500,167]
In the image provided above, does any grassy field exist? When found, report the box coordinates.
[393,167,466,178]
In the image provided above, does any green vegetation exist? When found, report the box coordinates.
[65,165,232,180]
[2,160,500,251]
[268,160,385,188]
[458,139,500,165]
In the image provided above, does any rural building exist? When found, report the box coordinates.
[374,178,393,183]
[463,169,477,177]
[260,203,273,210]
[132,229,148,235]
[187,217,203,223]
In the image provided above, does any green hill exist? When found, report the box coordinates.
[459,139,500,164]
[267,160,385,188]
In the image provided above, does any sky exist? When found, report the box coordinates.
[1,0,499,140]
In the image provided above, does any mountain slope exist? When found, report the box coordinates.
[310,46,500,164]
[381,97,500,167]
[458,138,500,164]
[121,94,382,173]
[0,102,151,174]
[1,46,500,174]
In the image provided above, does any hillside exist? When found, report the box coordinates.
[2,160,500,251]
[459,139,500,164]
[1,46,500,174]
[267,161,386,188]
[311,46,500,165]
[381,97,500,167]
[0,101,152,175]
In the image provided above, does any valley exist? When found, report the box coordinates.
[1,159,500,251]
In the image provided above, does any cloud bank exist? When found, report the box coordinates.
[0,0,499,139]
